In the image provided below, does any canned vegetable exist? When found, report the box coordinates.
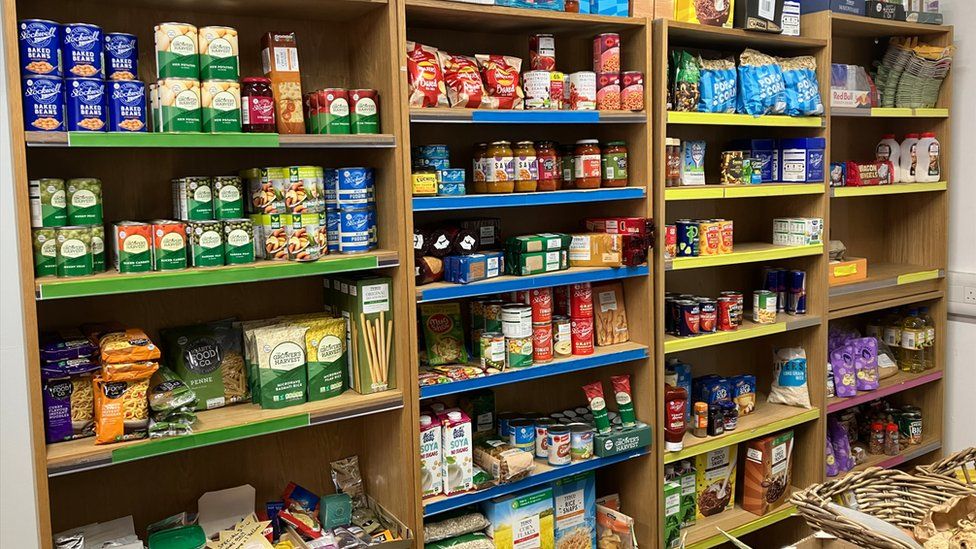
[223,219,254,264]
[66,178,102,225]
[187,220,223,267]
[55,226,93,277]
[29,178,66,228]
[113,221,152,273]
[32,228,57,277]
[151,220,187,270]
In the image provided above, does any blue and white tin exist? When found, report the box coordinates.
[62,23,102,78]
[18,19,61,77]
[325,209,340,253]
[338,206,375,253]
[107,80,146,132]
[22,75,64,132]
[104,33,138,81]
[337,167,375,205]
[66,77,106,132]
[324,168,338,209]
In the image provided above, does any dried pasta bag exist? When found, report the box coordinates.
[473,440,535,484]
[698,56,737,113]
[592,282,629,346]
[148,366,197,417]
[40,329,97,362]
[98,328,161,364]
[671,50,700,112]
[425,513,491,544]
[737,49,786,116]
[162,320,249,412]
[42,373,95,443]
[303,317,347,401]
[768,347,811,409]
[778,55,824,117]
[407,41,448,108]
[253,324,308,409]
[475,54,524,110]
[438,51,487,109]
[419,302,468,366]
[93,362,157,445]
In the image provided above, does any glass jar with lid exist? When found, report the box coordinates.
[574,139,601,189]
[601,141,628,187]
[560,144,576,189]
[472,142,489,194]
[240,77,276,133]
[486,140,515,193]
[513,141,539,192]
[536,140,560,191]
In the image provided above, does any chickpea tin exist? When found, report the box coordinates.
[223,219,255,264]
[65,77,106,132]
[22,75,65,132]
[113,221,152,273]
[32,228,57,277]
[56,226,93,277]
[107,79,147,132]
[151,220,187,271]
[198,26,239,80]
[201,80,241,133]
[187,220,224,267]
[154,22,199,79]
[18,19,62,77]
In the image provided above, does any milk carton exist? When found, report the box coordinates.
[438,409,473,496]
[420,413,443,498]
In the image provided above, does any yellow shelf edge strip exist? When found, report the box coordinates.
[664,323,786,354]
[670,245,823,270]
[913,108,949,117]
[665,187,725,200]
[832,182,947,197]
[896,269,941,285]
[686,505,798,549]
[667,112,824,127]
[723,184,825,198]
[664,408,820,464]
[870,108,914,117]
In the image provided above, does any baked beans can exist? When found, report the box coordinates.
[532,322,554,364]
[56,226,93,277]
[570,282,594,318]
[104,33,138,81]
[113,221,152,273]
[19,20,62,77]
[596,72,621,110]
[547,424,572,466]
[523,70,552,110]
[552,316,572,357]
[550,72,565,110]
[571,316,594,355]
[151,220,187,271]
[593,33,620,74]
[676,220,699,257]
[534,419,554,459]
[664,224,677,259]
[506,336,533,369]
[698,220,721,256]
[569,423,594,460]
[108,80,147,132]
[717,296,735,331]
[753,290,777,324]
[349,89,379,134]
[22,75,65,132]
[65,77,106,132]
[316,88,350,135]
[621,71,644,112]
[718,219,734,254]
[501,304,533,338]
[529,34,556,71]
[553,285,570,316]
[63,23,102,78]
[677,299,700,337]
[697,298,717,333]
[480,332,505,369]
[568,71,596,111]
[721,291,744,326]
[530,287,553,323]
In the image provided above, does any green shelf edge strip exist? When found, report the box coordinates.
[669,245,823,271]
[38,255,382,299]
[664,323,786,354]
[67,132,280,148]
[686,505,798,549]
[664,408,820,464]
[111,413,309,463]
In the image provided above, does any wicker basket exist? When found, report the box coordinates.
[791,467,976,549]
[916,447,976,486]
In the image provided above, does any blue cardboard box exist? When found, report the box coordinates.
[591,0,629,17]
[800,0,864,15]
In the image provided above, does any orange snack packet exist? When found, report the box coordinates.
[93,362,157,445]
[99,328,161,364]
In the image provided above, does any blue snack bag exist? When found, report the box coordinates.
[780,55,825,116]
[737,49,786,116]
[698,56,736,113]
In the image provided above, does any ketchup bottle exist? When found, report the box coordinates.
[665,383,689,452]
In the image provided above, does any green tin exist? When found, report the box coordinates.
[188,220,223,267]
[114,222,153,273]
[201,80,242,133]
[32,228,57,277]
[66,178,102,225]
[30,178,67,228]
[158,78,203,132]
[55,226,93,277]
[151,220,188,271]
[212,176,244,219]
[173,176,214,221]
[349,89,379,134]
[90,224,105,272]
[222,219,254,264]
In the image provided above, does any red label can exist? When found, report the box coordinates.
[718,219,734,254]
[550,72,565,110]
[571,316,594,355]
[570,283,593,318]
[303,92,317,132]
[621,71,644,112]
[699,221,721,256]
[532,322,554,363]
[665,224,677,259]
[717,296,735,331]
[515,290,530,305]
[553,285,570,316]
[530,288,553,323]
[529,34,556,71]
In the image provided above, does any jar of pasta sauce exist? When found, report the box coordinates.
[486,140,515,193]
[560,144,576,189]
[240,77,275,133]
[472,142,489,194]
[601,141,628,187]
[574,139,601,189]
[536,141,560,191]
[513,141,539,192]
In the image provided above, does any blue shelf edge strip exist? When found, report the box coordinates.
[470,111,601,124]
[413,187,646,211]
[422,447,650,516]
[418,265,650,302]
[420,346,649,399]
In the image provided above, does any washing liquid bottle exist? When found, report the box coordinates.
[899,133,920,183]
[876,134,901,183]
[920,306,936,370]
[900,308,926,373]
[883,308,904,365]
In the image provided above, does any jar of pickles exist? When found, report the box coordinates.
[487,140,515,193]
[536,140,560,191]
[574,139,601,189]
[601,141,628,187]
[514,141,539,192]
[560,144,576,189]
[472,142,489,194]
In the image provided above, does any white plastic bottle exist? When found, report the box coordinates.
[915,132,941,182]
[876,134,901,183]
[899,133,920,183]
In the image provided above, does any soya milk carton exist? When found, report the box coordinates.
[437,409,473,496]
[420,413,443,498]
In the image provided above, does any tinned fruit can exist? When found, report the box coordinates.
[530,287,553,323]
[480,332,505,370]
[547,424,572,466]
[569,423,594,461]
[570,282,593,318]
[506,336,533,369]
[113,221,152,273]
[151,220,187,271]
[552,316,572,357]
[571,316,594,355]
[32,228,57,277]
[717,296,735,331]
[532,322,553,364]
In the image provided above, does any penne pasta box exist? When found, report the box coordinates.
[324,274,395,394]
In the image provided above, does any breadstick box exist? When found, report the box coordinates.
[261,31,306,134]
[325,274,395,394]
[592,282,629,346]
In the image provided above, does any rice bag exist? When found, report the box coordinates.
[671,50,700,112]
[779,55,824,116]
[406,41,448,108]
[438,51,487,108]
[825,433,839,477]
[698,56,736,113]
[737,49,786,116]
[475,54,524,110]
[830,345,858,398]
[769,347,811,409]
[853,337,879,391]
[425,513,491,543]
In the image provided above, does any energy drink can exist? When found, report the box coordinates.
[677,299,700,337]
[787,270,807,315]
[675,220,699,257]
[762,267,788,312]
[664,296,676,335]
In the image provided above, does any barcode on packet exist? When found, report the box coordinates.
[759,0,775,20]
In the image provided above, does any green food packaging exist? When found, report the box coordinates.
[505,232,572,254]
[324,274,395,394]
[505,249,568,276]
[32,228,57,277]
[664,481,681,549]
[319,493,352,529]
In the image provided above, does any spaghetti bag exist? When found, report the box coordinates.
[163,320,249,412]
[475,54,524,110]
[407,41,448,108]
[93,362,157,445]
[779,55,824,116]
[438,51,487,109]
[737,49,786,116]
[698,56,736,114]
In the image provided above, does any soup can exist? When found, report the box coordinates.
[65,77,106,132]
[508,419,535,453]
[569,423,594,461]
[501,304,532,338]
[22,75,65,132]
[506,336,533,369]
[18,19,61,77]
[104,32,138,81]
[547,424,572,466]
[534,418,554,459]
[532,322,553,364]
[552,316,572,357]
[571,316,594,355]
[530,287,553,323]
[151,220,187,271]
[63,23,102,78]
[677,299,700,337]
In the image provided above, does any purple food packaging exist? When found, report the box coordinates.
[39,329,97,362]
[825,433,839,477]
[41,356,100,379]
[43,374,95,443]
[830,345,858,397]
[828,416,854,472]
[266,501,285,540]
[853,337,879,391]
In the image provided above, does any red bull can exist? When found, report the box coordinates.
[762,267,788,312]
[787,270,807,315]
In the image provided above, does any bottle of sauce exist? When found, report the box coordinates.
[240,77,276,133]
[486,140,515,194]
[884,422,900,456]
[560,144,576,189]
[664,383,688,452]
[536,140,559,191]
[472,142,489,194]
[666,138,682,187]
[692,401,708,438]
[574,139,601,189]
[601,141,628,187]
[565,0,580,12]
[513,141,539,192]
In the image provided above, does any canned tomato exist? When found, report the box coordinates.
[337,167,375,206]
[29,178,66,228]
[157,78,202,132]
[550,71,565,110]
[113,222,152,273]
[67,178,102,225]
[187,220,224,267]
[523,70,552,110]
[480,332,505,370]
[198,26,239,81]
[66,77,106,132]
[717,296,735,331]
[501,304,532,338]
[621,71,644,111]
[571,316,594,355]
[32,228,57,277]
[569,423,594,460]
[19,19,61,77]
[201,80,241,133]
[676,220,700,257]
[698,298,717,333]
[172,176,213,221]
[506,336,533,369]
[534,418,553,459]
[151,220,187,270]
[104,32,137,80]
[509,419,535,453]
[154,22,198,79]
[63,23,102,78]
[212,176,244,219]
[532,322,554,364]
[529,34,556,71]
[22,75,64,132]
[338,206,374,254]
[753,290,777,324]
[223,219,254,264]
[316,88,350,135]
[530,288,553,323]
[349,89,379,134]
[567,71,596,110]
[547,424,572,466]
[677,299,700,337]
[570,283,593,318]
[718,219,734,254]
[56,226,92,277]
[596,72,621,110]
[698,220,721,256]
[90,224,105,272]
[107,80,147,132]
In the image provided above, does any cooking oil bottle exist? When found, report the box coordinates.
[883,308,904,365]
[899,308,926,373]
[920,306,936,370]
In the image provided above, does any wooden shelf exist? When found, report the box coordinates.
[409,108,645,124]
[405,0,645,33]
[830,181,947,197]
[827,369,943,414]
[666,19,827,50]
[35,250,400,300]
[829,263,944,303]
[58,0,389,21]
[665,403,820,464]
[46,389,403,476]
[830,13,953,38]
[664,315,821,354]
[831,107,950,118]
[416,265,649,302]
[413,187,646,211]
[833,435,943,481]
[667,112,824,127]
[666,183,825,201]
[25,131,396,149]
[420,342,647,399]
[681,495,798,549]
[666,243,823,271]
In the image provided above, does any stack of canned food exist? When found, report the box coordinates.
[304,88,380,135]
[664,218,735,259]
[30,178,105,277]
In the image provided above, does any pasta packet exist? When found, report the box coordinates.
[779,55,824,116]
[93,362,157,445]
[40,329,97,362]
[163,320,249,411]
[407,41,448,108]
[671,50,700,112]
[98,328,161,364]
[42,373,95,443]
[737,49,786,116]
[475,54,524,110]
[149,366,197,417]
[698,56,736,113]
[438,51,487,109]
[769,347,811,408]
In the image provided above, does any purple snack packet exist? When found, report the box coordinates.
[830,345,858,398]
[825,432,839,477]
[828,416,854,472]
[39,330,97,362]
[43,375,95,443]
[853,337,879,391]
[41,356,100,379]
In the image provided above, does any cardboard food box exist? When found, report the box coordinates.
[482,486,555,549]
[695,446,737,520]
[799,0,864,16]
[866,1,906,20]
[569,233,624,268]
[829,257,868,286]
[663,481,681,549]
[674,0,735,28]
[741,430,794,516]
[592,281,629,345]
[261,32,306,134]
[734,0,785,33]
[325,274,395,394]
[553,472,597,549]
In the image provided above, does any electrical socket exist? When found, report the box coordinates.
[966,286,976,305]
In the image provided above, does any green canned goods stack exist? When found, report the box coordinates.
[212,176,244,219]
[90,224,105,272]
[188,220,224,267]
[223,219,254,264]
[29,178,67,228]
[173,176,214,221]
[66,178,102,225]
[55,226,93,277]
[201,80,242,133]
[151,220,188,271]
[114,222,153,273]
[32,228,57,277]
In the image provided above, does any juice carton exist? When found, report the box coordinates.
[437,408,473,496]
[420,413,443,498]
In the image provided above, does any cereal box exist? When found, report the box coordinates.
[553,472,596,549]
[742,430,794,516]
[483,486,555,549]
[674,0,735,28]
[695,446,737,520]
